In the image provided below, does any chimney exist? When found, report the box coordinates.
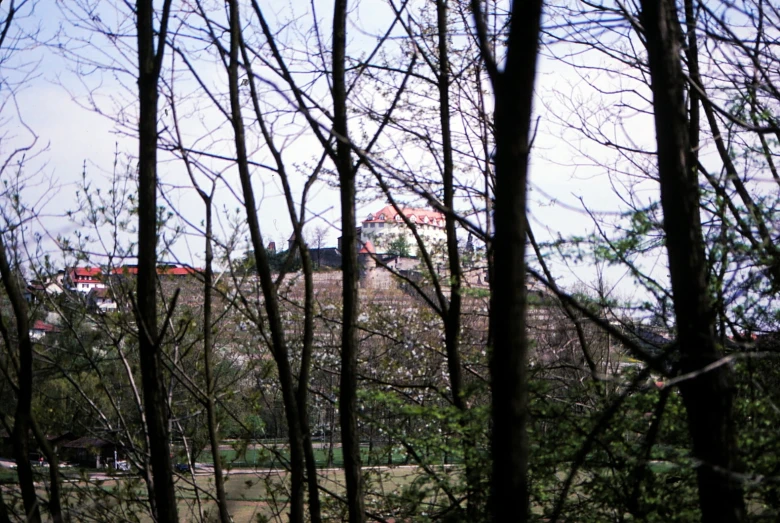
[268,242,276,253]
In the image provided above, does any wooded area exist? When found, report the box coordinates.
[0,0,778,521]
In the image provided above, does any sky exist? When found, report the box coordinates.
[1,0,665,304]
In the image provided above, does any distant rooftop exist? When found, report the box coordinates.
[363,205,445,228]
[67,265,201,278]
[359,240,376,254]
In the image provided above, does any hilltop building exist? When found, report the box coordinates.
[359,205,448,255]
[320,206,467,282]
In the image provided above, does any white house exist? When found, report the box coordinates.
[87,287,118,313]
[24,280,64,303]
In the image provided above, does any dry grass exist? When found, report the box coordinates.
[0,465,459,522]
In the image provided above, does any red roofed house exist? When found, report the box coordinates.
[30,320,58,341]
[360,205,448,255]
[64,267,105,293]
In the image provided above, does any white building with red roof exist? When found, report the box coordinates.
[64,267,105,293]
[360,205,448,255]
[30,320,59,341]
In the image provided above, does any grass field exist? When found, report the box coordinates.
[197,444,460,469]
[174,465,450,522]
[53,465,447,522]
[0,466,95,485]
[0,463,456,522]
[0,468,17,484]
[0,444,462,522]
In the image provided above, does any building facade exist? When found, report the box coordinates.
[359,205,448,255]
[64,267,104,293]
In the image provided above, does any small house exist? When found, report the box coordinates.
[62,437,123,469]
[30,320,58,341]
[87,287,118,313]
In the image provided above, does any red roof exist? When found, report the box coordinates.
[31,320,57,332]
[111,266,138,275]
[363,206,445,227]
[72,267,101,277]
[161,266,199,276]
[111,265,200,276]
[359,240,376,254]
[67,267,102,282]
[68,265,201,280]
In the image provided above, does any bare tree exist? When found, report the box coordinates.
[639,0,746,519]
[224,1,310,520]
[331,0,367,519]
[135,0,178,520]
[470,0,544,520]
[173,114,231,521]
[309,225,329,269]
[0,234,41,522]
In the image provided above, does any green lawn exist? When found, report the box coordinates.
[0,466,94,485]
[197,444,459,469]
[0,468,17,484]
[18,465,451,522]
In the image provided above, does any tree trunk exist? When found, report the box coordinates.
[639,0,746,520]
[202,198,232,523]
[472,0,544,520]
[295,243,324,523]
[30,417,63,522]
[0,238,40,523]
[135,0,178,521]
[435,0,479,517]
[333,0,366,521]
[226,2,306,521]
